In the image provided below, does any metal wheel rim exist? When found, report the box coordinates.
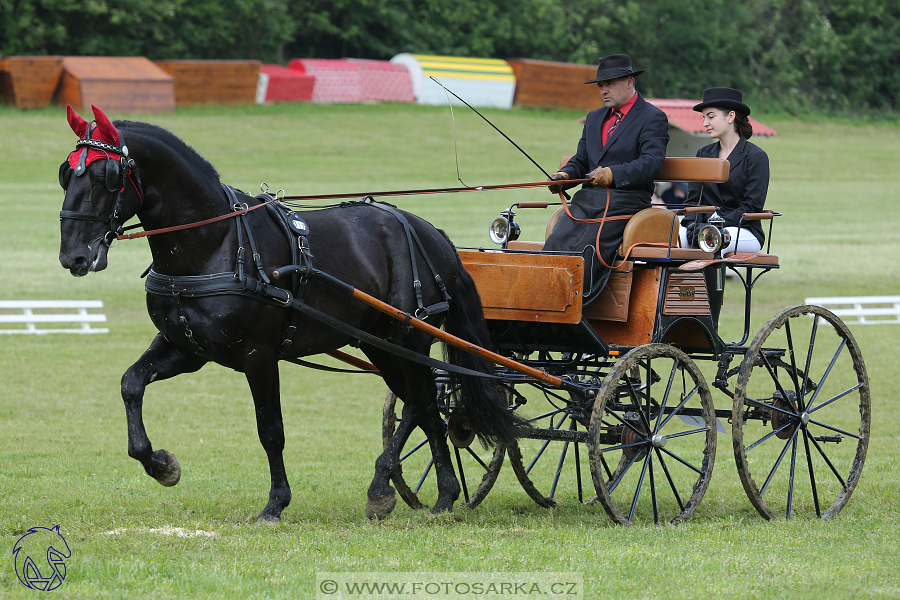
[732,305,870,520]
[588,344,717,525]
[382,390,505,510]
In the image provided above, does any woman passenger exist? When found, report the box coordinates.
[680,87,769,254]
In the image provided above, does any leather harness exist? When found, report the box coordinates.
[144,186,453,364]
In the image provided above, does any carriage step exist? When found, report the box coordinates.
[814,435,843,444]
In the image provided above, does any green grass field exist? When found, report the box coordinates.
[1,103,898,599]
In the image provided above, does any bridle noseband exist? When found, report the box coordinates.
[60,124,144,246]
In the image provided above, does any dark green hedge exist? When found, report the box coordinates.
[2,0,896,113]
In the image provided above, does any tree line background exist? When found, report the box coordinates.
[1,0,897,115]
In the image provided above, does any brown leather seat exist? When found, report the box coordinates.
[620,208,678,253]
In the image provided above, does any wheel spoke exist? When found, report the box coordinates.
[455,446,470,503]
[808,418,861,440]
[628,449,652,522]
[400,438,429,462]
[464,445,489,470]
[657,383,701,430]
[784,319,803,406]
[759,429,798,497]
[761,353,799,414]
[549,440,570,499]
[414,458,435,494]
[802,428,822,518]
[649,452,659,524]
[786,432,798,519]
[658,446,703,475]
[663,426,708,440]
[745,421,795,453]
[808,433,848,490]
[801,314,820,400]
[654,448,685,511]
[805,338,848,408]
[608,448,642,495]
[808,383,862,414]
[653,360,680,434]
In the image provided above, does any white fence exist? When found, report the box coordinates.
[0,300,108,334]
[805,295,900,325]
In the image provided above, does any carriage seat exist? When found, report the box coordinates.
[508,157,731,261]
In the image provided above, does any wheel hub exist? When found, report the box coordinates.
[771,392,798,439]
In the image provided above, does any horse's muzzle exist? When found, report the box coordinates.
[59,242,109,276]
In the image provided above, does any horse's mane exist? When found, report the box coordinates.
[115,120,220,183]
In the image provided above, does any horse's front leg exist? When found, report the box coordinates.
[244,358,291,522]
[121,333,207,486]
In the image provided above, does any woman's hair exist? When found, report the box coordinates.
[714,107,753,139]
[734,111,753,139]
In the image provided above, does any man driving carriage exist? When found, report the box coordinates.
[546,54,669,303]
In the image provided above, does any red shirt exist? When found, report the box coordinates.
[601,92,638,147]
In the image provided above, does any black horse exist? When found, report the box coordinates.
[58,105,518,522]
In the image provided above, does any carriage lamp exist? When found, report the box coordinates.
[697,214,731,254]
[489,209,520,245]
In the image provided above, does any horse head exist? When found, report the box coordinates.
[58,104,141,276]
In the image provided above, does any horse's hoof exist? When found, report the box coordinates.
[153,449,181,487]
[365,493,397,520]
[256,512,281,524]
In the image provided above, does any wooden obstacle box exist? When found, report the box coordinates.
[256,64,314,103]
[0,56,63,108]
[55,56,175,113]
[507,58,599,112]
[155,60,260,106]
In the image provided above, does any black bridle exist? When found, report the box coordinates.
[59,123,144,246]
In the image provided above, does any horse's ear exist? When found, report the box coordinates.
[91,105,120,145]
[66,105,88,137]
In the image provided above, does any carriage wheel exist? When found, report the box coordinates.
[506,406,596,509]
[382,390,505,510]
[732,305,870,520]
[587,344,717,525]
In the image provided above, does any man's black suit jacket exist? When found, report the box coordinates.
[560,94,669,195]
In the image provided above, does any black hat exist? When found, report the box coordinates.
[692,87,751,115]
[583,54,645,85]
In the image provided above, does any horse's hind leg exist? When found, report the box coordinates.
[244,358,291,523]
[364,349,460,517]
[121,334,207,487]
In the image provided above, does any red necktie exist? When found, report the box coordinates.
[608,109,624,137]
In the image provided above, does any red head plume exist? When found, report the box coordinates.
[66,105,89,138]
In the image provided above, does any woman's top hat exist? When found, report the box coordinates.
[583,54,645,84]
[692,87,751,115]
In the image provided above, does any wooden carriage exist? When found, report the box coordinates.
[385,157,870,525]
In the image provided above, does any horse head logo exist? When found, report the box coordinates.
[12,525,71,591]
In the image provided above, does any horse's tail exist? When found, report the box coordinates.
[443,256,525,447]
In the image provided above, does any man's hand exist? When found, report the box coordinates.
[589,166,614,188]
[548,171,569,194]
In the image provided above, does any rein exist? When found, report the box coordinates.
[115,179,590,241]
[117,196,278,240]
[556,188,668,270]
